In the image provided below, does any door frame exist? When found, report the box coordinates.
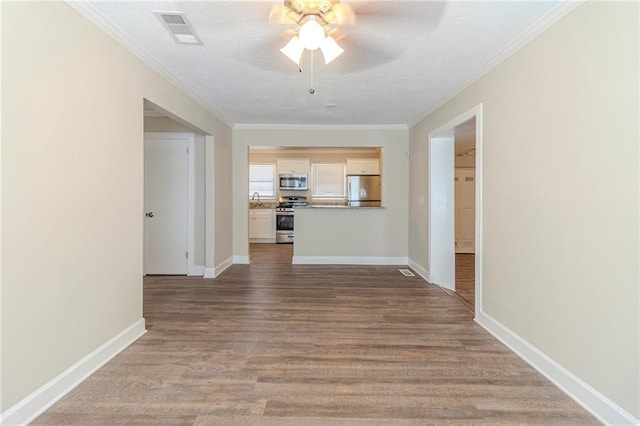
[144,132,199,276]
[428,104,483,314]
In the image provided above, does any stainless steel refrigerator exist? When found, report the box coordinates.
[347,175,381,207]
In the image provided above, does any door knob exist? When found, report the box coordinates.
[145,212,154,218]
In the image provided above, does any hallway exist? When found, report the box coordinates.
[34,249,596,424]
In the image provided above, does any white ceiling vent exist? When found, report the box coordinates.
[154,11,202,45]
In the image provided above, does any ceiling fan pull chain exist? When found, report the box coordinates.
[309,50,315,94]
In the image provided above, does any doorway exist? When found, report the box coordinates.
[454,120,476,311]
[428,105,482,315]
[144,132,193,275]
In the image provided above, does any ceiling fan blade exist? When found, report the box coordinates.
[326,33,402,74]
[349,2,403,18]
[325,26,349,42]
[350,2,446,31]
[268,5,298,25]
[236,31,301,73]
[324,3,355,26]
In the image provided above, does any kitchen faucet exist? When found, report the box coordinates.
[251,192,261,203]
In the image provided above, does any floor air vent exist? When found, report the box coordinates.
[399,269,415,277]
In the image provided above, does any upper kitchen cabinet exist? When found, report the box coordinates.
[277,159,310,175]
[346,158,380,175]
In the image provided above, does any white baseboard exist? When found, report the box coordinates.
[202,257,233,279]
[233,255,250,264]
[292,256,408,265]
[215,256,233,277]
[0,318,146,426]
[407,258,431,283]
[187,265,205,277]
[475,311,639,426]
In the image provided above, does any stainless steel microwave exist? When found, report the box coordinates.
[279,174,308,191]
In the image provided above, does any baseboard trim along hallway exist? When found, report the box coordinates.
[205,256,233,278]
[407,258,431,283]
[292,256,408,265]
[475,311,638,425]
[0,318,146,426]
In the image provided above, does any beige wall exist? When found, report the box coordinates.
[409,1,638,418]
[1,1,232,410]
[234,128,409,259]
[213,126,233,268]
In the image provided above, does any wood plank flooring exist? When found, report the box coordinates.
[454,254,475,313]
[33,244,598,425]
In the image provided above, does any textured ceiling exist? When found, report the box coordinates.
[83,1,563,127]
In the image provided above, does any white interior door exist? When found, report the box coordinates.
[455,169,476,253]
[428,136,455,290]
[144,135,189,275]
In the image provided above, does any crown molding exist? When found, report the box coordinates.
[65,0,234,128]
[408,0,585,128]
[233,123,408,131]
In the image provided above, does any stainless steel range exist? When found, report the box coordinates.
[275,196,307,244]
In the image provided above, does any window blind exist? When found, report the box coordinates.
[311,163,345,199]
[249,163,276,199]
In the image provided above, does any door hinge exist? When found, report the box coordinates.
[187,147,189,154]
[186,251,189,259]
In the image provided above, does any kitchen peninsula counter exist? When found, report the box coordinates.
[249,202,278,209]
[299,205,385,209]
[292,206,406,265]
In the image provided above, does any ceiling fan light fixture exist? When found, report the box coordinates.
[275,2,349,68]
[319,35,343,64]
[280,36,305,64]
[298,18,325,50]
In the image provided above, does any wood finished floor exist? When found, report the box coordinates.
[34,244,597,425]
[454,254,475,313]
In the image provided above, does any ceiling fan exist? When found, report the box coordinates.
[269,0,355,66]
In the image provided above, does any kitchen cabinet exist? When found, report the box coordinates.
[346,158,380,175]
[249,209,275,241]
[277,159,310,175]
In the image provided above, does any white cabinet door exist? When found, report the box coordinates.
[248,210,258,238]
[277,159,310,174]
[293,159,310,174]
[346,159,380,175]
[249,209,275,240]
[455,169,475,253]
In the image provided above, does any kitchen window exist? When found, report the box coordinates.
[311,163,346,199]
[249,163,276,199]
